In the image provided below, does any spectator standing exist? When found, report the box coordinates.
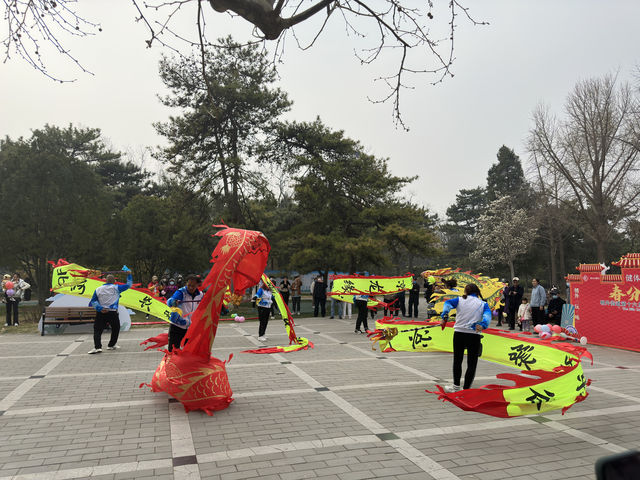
[166,274,203,352]
[506,277,524,330]
[329,279,342,319]
[88,270,132,354]
[312,275,327,317]
[518,297,533,332]
[309,277,316,310]
[547,287,566,325]
[530,278,547,326]
[147,275,160,296]
[4,273,30,326]
[342,298,352,320]
[164,278,178,299]
[279,276,291,306]
[408,275,421,318]
[290,275,302,314]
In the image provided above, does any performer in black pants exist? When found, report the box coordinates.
[88,271,133,354]
[440,283,491,392]
[407,276,420,318]
[354,295,369,333]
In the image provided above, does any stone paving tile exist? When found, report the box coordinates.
[191,392,372,455]
[407,425,609,479]
[0,379,23,398]
[16,371,154,407]
[0,341,74,356]
[0,405,171,471]
[561,411,640,450]
[226,363,311,393]
[50,350,168,374]
[0,356,54,377]
[296,358,427,388]
[582,368,640,398]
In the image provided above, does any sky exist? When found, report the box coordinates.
[2,0,640,217]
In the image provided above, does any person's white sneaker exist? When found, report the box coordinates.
[3,323,8,327]
[258,336,268,342]
[106,345,121,350]
[444,384,461,393]
[88,348,102,354]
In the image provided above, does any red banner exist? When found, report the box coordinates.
[567,253,640,352]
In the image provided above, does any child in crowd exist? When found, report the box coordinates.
[518,297,532,332]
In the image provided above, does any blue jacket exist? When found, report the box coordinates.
[89,274,132,312]
[441,294,491,334]
[530,285,546,308]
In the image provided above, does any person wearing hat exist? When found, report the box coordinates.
[547,286,566,326]
[506,277,524,330]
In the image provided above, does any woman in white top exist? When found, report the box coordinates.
[440,283,491,392]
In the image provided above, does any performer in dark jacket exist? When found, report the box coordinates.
[506,277,524,330]
[312,275,327,317]
[408,276,421,318]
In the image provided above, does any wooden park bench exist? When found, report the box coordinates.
[41,306,97,336]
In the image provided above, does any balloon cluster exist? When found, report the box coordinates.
[534,323,587,344]
[3,280,15,297]
[231,313,245,323]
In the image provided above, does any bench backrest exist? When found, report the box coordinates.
[45,307,97,318]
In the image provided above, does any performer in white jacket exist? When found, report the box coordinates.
[440,283,491,393]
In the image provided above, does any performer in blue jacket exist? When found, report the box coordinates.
[440,283,491,392]
[166,274,203,351]
[88,267,133,354]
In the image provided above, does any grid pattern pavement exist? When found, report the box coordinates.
[1,316,639,480]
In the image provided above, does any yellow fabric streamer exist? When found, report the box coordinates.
[371,319,591,417]
[51,262,172,323]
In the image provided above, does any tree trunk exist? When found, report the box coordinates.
[549,231,557,288]
[508,259,515,280]
[558,234,566,285]
[596,238,607,264]
[36,256,50,309]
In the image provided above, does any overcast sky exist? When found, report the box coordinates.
[2,0,639,216]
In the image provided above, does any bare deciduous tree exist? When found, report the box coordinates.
[528,75,640,262]
[2,0,485,127]
[528,153,575,286]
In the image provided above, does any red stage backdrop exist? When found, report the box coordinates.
[566,253,640,352]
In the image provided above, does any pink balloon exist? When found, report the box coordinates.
[551,325,562,333]
[533,325,542,333]
[235,316,245,323]
[4,281,13,290]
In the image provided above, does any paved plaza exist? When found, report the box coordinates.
[0,316,639,480]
